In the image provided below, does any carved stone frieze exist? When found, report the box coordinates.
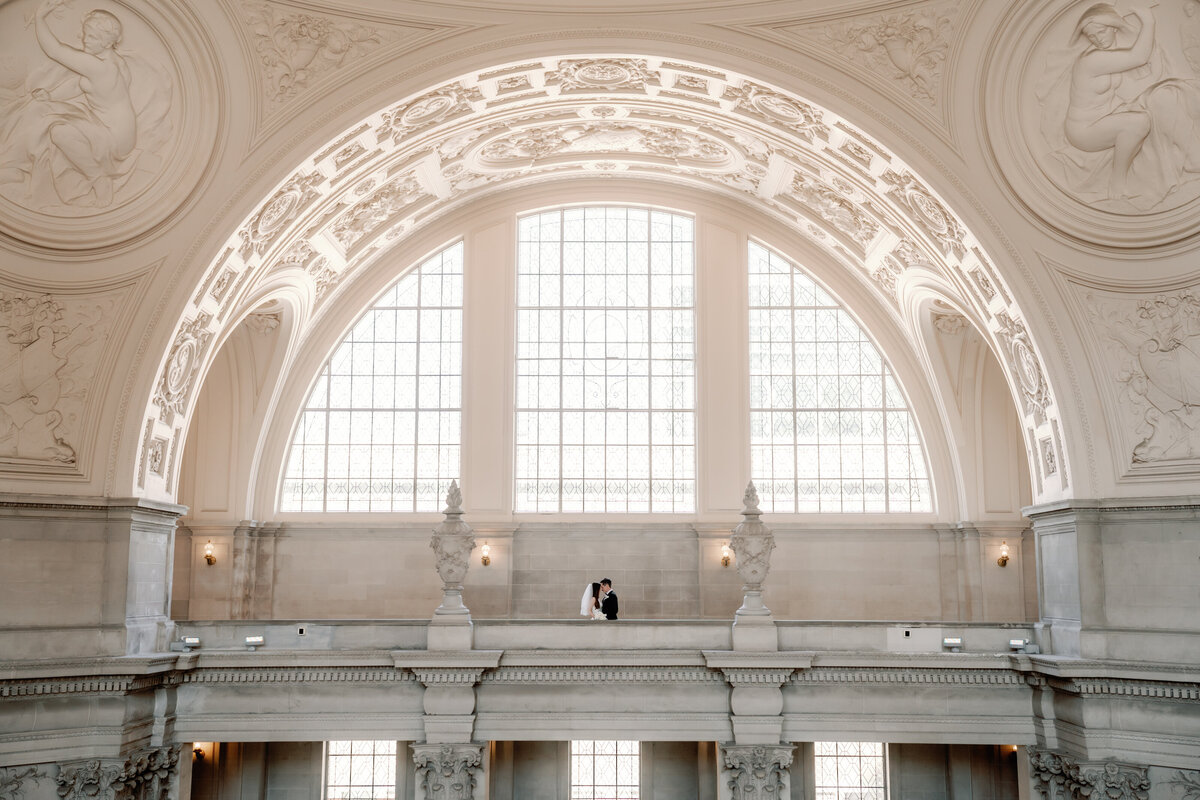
[1087,291,1200,465]
[378,83,483,145]
[242,3,383,105]
[330,174,425,250]
[722,82,829,142]
[0,291,118,470]
[722,744,794,800]
[819,4,956,105]
[56,761,124,800]
[0,767,42,800]
[1028,749,1149,800]
[411,744,483,800]
[153,313,214,426]
[57,747,179,800]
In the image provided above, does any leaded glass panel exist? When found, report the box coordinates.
[280,243,462,512]
[571,740,640,800]
[748,241,931,512]
[516,207,696,513]
[325,741,396,800]
[813,741,887,800]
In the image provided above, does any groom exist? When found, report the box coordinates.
[599,578,618,620]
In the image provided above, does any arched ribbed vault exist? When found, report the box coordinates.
[137,55,1069,504]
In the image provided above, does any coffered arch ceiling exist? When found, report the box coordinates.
[135,54,1070,505]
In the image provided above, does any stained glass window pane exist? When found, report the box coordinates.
[516,207,696,513]
[748,242,932,512]
[280,243,462,511]
[813,741,886,800]
[324,741,396,800]
[571,741,639,800]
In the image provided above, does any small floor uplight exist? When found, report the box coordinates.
[170,635,201,652]
[942,637,963,653]
[244,635,265,650]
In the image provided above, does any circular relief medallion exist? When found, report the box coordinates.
[165,336,197,398]
[0,0,218,252]
[909,190,949,234]
[577,62,631,86]
[986,1,1200,247]
[751,92,803,123]
[256,190,300,237]
[1013,337,1042,395]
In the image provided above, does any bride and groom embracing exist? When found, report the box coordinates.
[580,578,618,620]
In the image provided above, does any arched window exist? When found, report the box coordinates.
[748,242,931,512]
[514,207,696,513]
[279,243,462,511]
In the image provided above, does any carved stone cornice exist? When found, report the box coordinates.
[722,744,794,800]
[1043,676,1200,701]
[791,667,1026,686]
[479,666,725,684]
[180,667,414,685]
[1028,749,1149,800]
[411,743,483,800]
[410,668,486,686]
[719,668,796,687]
[0,674,165,698]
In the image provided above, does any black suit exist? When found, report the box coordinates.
[601,591,618,620]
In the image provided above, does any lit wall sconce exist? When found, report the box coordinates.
[941,636,963,653]
[481,542,491,567]
[997,541,1009,567]
[204,540,216,566]
[721,543,732,568]
[244,635,264,650]
[193,746,205,761]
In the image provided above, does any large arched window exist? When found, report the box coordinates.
[279,243,462,511]
[748,242,931,512]
[514,207,696,513]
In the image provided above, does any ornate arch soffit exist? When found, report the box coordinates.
[134,54,1071,502]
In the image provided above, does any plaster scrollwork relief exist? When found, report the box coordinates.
[244,312,280,335]
[995,311,1052,427]
[881,170,966,259]
[378,83,483,145]
[0,291,116,470]
[329,174,425,250]
[547,58,659,93]
[820,4,956,105]
[0,767,42,800]
[722,744,793,800]
[721,82,830,143]
[240,172,325,259]
[410,744,482,800]
[1028,749,1149,800]
[1087,291,1200,466]
[791,173,879,246]
[933,312,967,335]
[153,313,213,426]
[242,3,382,105]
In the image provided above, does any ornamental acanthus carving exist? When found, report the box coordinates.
[430,481,475,616]
[1088,291,1200,465]
[994,311,1051,427]
[154,313,213,425]
[820,5,956,105]
[722,744,794,800]
[57,747,179,800]
[881,170,966,260]
[730,482,775,618]
[411,744,483,800]
[0,767,42,800]
[330,174,425,249]
[546,58,659,92]
[0,291,116,468]
[1027,748,1148,800]
[791,174,879,245]
[242,3,383,105]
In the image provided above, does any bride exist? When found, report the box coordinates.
[580,582,604,619]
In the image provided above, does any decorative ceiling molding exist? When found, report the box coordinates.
[134,54,1072,504]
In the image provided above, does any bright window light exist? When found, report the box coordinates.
[571,740,640,800]
[814,741,887,800]
[325,741,396,800]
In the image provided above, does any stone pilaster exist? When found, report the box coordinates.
[1027,748,1149,800]
[729,482,777,651]
[721,744,793,800]
[410,743,484,800]
[429,482,476,650]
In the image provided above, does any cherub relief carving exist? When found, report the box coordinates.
[1036,3,1200,212]
[0,0,173,212]
[822,8,954,104]
[1090,292,1200,464]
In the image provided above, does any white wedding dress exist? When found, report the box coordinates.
[580,584,604,619]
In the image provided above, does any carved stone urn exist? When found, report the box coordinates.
[729,482,778,650]
[428,482,476,649]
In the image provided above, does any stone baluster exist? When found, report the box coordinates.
[411,743,485,800]
[729,481,777,651]
[429,481,476,650]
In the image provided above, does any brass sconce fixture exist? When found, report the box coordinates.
[193,746,205,761]
[721,543,732,568]
[204,540,216,566]
[997,541,1009,567]
[481,542,491,567]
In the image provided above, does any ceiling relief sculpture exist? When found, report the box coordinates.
[987,1,1200,247]
[134,55,1071,501]
[718,0,968,136]
[1084,287,1200,472]
[0,287,124,475]
[0,0,217,251]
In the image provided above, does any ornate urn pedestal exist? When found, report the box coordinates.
[729,482,778,651]
[428,481,476,651]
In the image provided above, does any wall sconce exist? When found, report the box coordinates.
[193,746,205,761]
[997,541,1010,567]
[481,542,491,567]
[204,540,216,566]
[721,543,732,568]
